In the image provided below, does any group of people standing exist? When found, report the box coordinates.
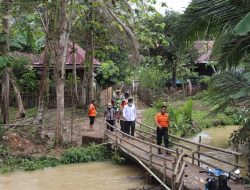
[104,90,136,137]
[88,90,171,155]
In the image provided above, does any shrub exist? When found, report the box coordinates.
[111,151,125,164]
[60,144,109,164]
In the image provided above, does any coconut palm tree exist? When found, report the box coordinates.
[178,0,250,68]
[178,0,250,168]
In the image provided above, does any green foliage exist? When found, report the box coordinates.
[143,98,240,137]
[65,73,80,87]
[180,99,193,124]
[234,12,250,36]
[60,144,109,164]
[230,119,250,145]
[178,0,250,68]
[95,60,120,87]
[152,98,167,109]
[17,69,39,93]
[0,144,110,173]
[143,99,198,137]
[143,107,158,128]
[111,151,125,165]
[208,72,250,110]
[0,125,5,140]
[138,66,166,89]
[1,156,60,172]
[0,145,9,158]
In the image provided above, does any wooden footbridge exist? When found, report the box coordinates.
[104,121,248,190]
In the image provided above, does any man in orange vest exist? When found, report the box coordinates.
[88,100,96,131]
[155,105,170,154]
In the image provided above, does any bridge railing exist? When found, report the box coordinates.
[104,121,187,190]
[135,121,243,178]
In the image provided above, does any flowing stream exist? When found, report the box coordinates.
[0,162,146,190]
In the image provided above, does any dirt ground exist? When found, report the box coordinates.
[2,98,146,157]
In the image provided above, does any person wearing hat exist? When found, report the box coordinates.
[117,99,127,133]
[104,103,116,132]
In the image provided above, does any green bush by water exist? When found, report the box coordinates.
[0,144,110,173]
[61,144,110,164]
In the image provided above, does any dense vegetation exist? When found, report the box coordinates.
[0,0,249,179]
[143,95,243,137]
[0,144,110,173]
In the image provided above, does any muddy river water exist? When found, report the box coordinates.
[0,162,145,190]
[187,125,248,174]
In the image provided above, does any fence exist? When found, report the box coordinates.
[135,121,243,180]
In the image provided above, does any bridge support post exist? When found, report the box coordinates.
[172,158,177,190]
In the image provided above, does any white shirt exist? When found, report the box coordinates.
[123,104,137,121]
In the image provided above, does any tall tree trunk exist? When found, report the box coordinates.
[1,69,10,124]
[9,70,25,119]
[72,42,79,103]
[51,0,69,147]
[86,10,94,106]
[0,0,10,124]
[36,39,51,138]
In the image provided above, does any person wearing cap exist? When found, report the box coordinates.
[104,103,116,132]
[155,105,170,154]
[117,99,127,133]
[123,98,137,136]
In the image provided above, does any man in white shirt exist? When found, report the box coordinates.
[123,98,137,136]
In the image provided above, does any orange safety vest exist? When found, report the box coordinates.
[155,112,170,128]
[88,103,96,116]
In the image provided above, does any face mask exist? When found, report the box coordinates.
[128,103,132,106]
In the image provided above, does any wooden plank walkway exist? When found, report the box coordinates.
[105,124,248,190]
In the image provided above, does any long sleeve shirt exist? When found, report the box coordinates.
[123,104,136,121]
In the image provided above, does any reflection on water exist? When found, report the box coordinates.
[0,162,145,190]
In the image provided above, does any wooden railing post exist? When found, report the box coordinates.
[172,158,177,190]
[198,136,201,167]
[192,149,195,164]
[149,143,152,168]
[176,148,180,158]
[139,124,142,139]
[235,145,239,167]
[115,125,118,149]
[163,159,167,183]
